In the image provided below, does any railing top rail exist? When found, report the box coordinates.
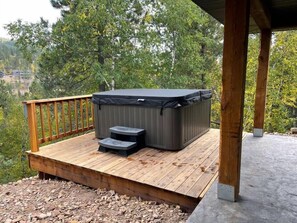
[23,94,92,105]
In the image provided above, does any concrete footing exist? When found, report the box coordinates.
[217,183,236,202]
[253,128,263,137]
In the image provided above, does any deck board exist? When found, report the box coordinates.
[27,128,222,211]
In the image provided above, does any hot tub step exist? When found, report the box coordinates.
[99,138,137,150]
[110,126,145,148]
[98,138,139,156]
[110,126,145,136]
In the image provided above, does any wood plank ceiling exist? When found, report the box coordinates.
[192,0,297,33]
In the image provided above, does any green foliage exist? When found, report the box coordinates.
[265,31,297,132]
[0,39,34,74]
[0,81,36,184]
[6,0,222,97]
[244,35,260,132]
[243,32,297,133]
[156,0,223,89]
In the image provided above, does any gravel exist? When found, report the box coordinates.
[0,176,189,223]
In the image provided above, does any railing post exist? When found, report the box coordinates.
[25,102,39,152]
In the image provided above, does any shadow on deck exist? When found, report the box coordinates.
[27,128,221,212]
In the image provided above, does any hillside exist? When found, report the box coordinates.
[0,176,188,223]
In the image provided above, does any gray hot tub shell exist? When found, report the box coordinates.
[92,89,211,151]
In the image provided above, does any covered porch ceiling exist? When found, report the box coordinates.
[193,0,297,33]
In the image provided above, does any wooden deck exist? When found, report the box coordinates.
[27,128,221,211]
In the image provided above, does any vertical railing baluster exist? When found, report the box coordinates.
[47,102,52,140]
[68,100,72,133]
[54,101,59,137]
[24,95,93,147]
[86,98,89,129]
[75,99,78,133]
[80,98,84,130]
[39,104,46,142]
[61,101,66,136]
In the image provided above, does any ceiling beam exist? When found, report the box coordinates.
[250,0,271,29]
[272,12,297,31]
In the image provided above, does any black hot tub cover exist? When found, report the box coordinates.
[92,89,211,109]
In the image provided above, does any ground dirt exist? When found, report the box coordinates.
[0,176,189,223]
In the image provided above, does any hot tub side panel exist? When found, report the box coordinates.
[181,100,211,148]
[94,104,169,149]
[93,99,210,150]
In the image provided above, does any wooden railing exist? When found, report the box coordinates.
[23,95,94,152]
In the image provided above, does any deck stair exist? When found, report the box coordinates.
[99,126,145,156]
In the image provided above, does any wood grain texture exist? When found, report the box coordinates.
[39,104,46,141]
[24,95,92,104]
[26,103,39,152]
[27,129,222,211]
[46,103,52,140]
[54,101,59,138]
[27,96,94,146]
[219,0,250,199]
[251,0,271,29]
[254,29,272,129]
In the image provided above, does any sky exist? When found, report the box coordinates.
[0,0,61,39]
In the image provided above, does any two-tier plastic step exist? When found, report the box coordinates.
[98,126,145,156]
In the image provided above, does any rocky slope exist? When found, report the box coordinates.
[0,177,189,223]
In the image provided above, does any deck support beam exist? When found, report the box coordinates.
[218,0,250,201]
[253,29,272,137]
[250,0,271,30]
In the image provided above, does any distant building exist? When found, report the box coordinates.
[0,71,4,78]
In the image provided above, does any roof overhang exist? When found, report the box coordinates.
[192,0,297,33]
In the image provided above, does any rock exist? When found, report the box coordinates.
[37,213,47,219]
[0,177,188,223]
[118,209,126,215]
[85,217,93,222]
[51,210,60,217]
[291,127,297,134]
[58,214,65,220]
[58,191,63,198]
[12,217,22,223]
[153,213,159,219]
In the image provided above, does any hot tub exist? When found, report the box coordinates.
[92,89,211,151]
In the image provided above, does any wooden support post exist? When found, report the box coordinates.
[38,172,57,180]
[250,0,271,30]
[218,0,250,201]
[253,29,272,137]
[26,103,39,152]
